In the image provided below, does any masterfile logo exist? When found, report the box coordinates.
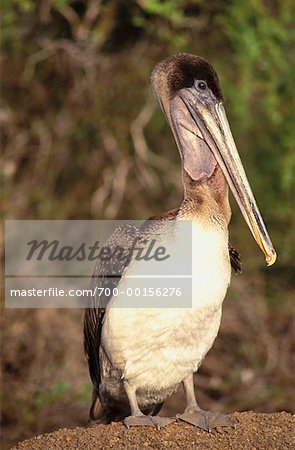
[5,220,192,308]
[26,237,170,263]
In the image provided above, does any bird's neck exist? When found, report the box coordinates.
[179,167,231,228]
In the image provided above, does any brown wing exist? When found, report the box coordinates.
[83,223,139,420]
[147,208,179,221]
[228,243,242,274]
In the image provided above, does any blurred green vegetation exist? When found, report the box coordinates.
[1,1,295,448]
[2,0,294,266]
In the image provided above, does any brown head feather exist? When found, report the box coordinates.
[151,54,223,102]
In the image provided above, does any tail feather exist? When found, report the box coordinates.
[89,389,105,422]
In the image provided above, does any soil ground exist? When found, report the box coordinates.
[11,412,294,450]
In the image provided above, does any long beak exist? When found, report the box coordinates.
[170,89,276,266]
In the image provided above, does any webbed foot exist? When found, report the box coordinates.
[177,408,235,432]
[124,415,175,429]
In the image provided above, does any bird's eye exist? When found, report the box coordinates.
[197,81,207,91]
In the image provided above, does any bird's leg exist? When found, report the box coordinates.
[177,375,236,431]
[182,373,200,412]
[123,380,143,417]
[123,380,175,429]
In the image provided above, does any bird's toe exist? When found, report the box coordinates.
[123,415,175,429]
[177,409,235,432]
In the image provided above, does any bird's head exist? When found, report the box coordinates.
[152,54,276,266]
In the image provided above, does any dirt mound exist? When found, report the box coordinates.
[11,412,294,450]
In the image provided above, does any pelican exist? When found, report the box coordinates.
[84,54,276,431]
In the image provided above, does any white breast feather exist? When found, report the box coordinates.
[101,220,231,394]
